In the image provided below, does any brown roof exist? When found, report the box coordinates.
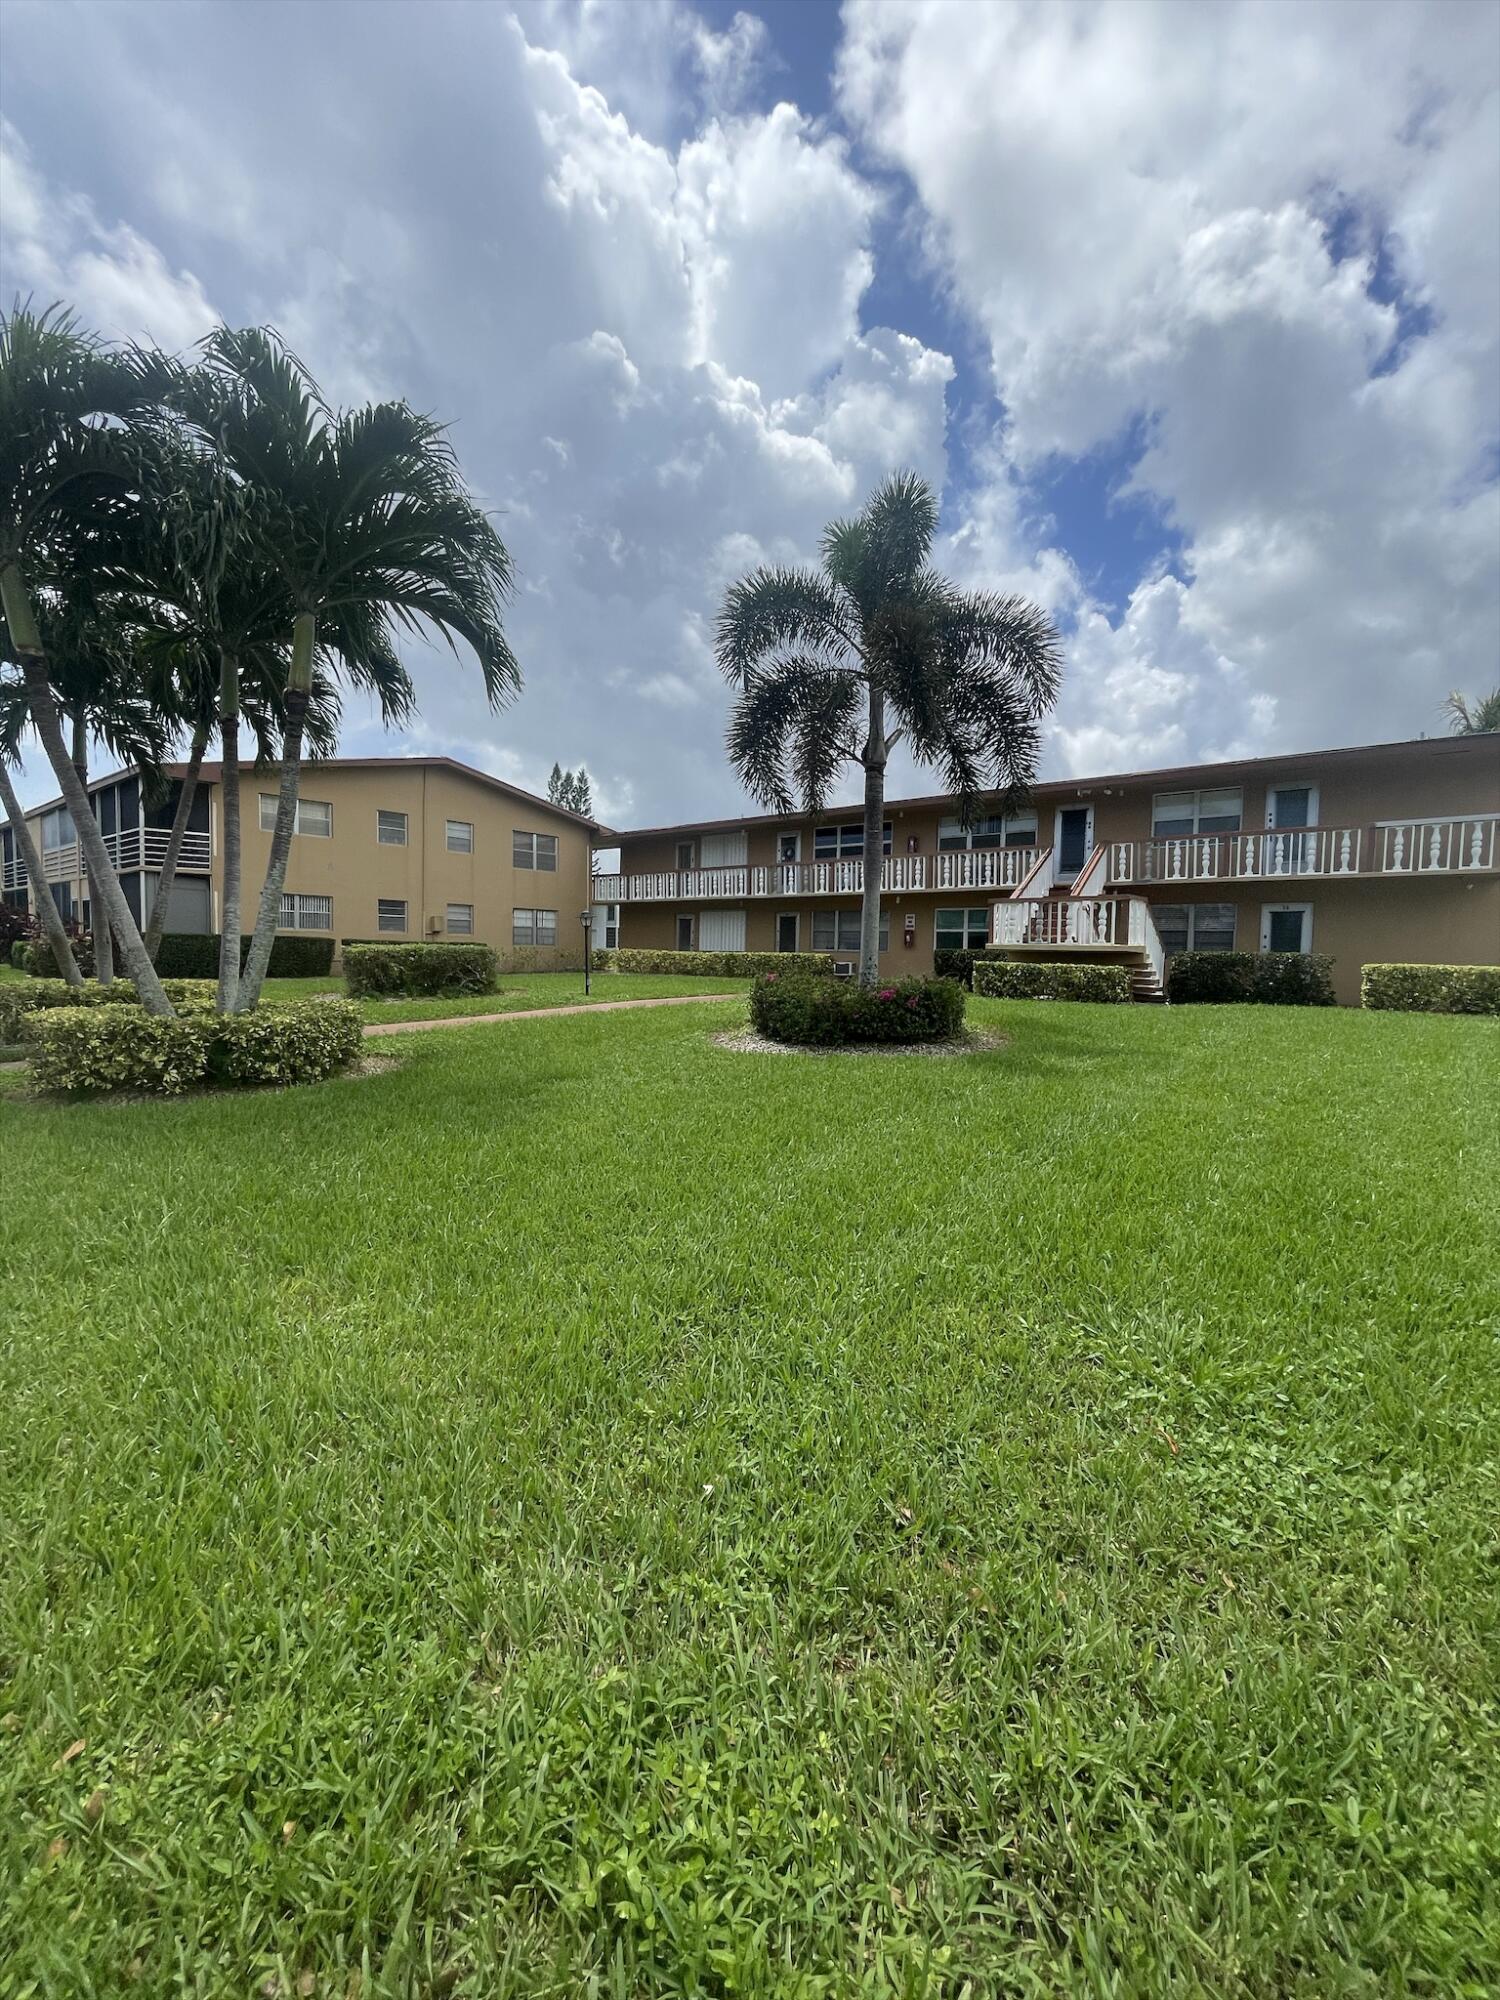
[605,733,1496,842]
[13,753,601,831]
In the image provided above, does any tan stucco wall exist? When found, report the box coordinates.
[219,764,593,967]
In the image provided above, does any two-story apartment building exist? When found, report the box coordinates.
[3,756,597,968]
[595,735,1499,1004]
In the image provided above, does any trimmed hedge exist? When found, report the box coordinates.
[343,941,498,997]
[1167,950,1336,1006]
[1361,963,1500,1014]
[750,972,965,1046]
[934,947,1007,989]
[593,947,835,979]
[0,978,217,1043]
[30,997,364,1096]
[18,932,338,980]
[18,931,96,978]
[974,960,1132,1003]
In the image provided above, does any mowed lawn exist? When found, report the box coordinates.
[2,999,1497,1998]
[260,968,753,1023]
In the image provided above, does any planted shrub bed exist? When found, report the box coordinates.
[1361,962,1500,1014]
[750,971,964,1046]
[1167,950,1336,1006]
[20,933,337,980]
[593,946,834,979]
[343,941,498,997]
[30,997,364,1096]
[974,960,1132,1003]
[0,979,218,1043]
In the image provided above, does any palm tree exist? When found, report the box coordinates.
[0,304,176,1012]
[716,471,1062,985]
[1444,688,1500,735]
[0,716,84,987]
[184,328,517,1010]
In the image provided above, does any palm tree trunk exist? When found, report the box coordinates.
[237,611,316,1011]
[144,722,209,963]
[72,707,115,987]
[858,684,887,989]
[236,693,306,1010]
[18,654,173,1013]
[216,655,242,1014]
[0,760,84,988]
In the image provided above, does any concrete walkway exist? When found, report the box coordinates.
[362,992,742,1039]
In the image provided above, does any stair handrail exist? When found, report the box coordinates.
[1069,843,1110,897]
[1010,845,1054,899]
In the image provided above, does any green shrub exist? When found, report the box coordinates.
[973,960,1132,1003]
[750,972,965,1046]
[146,934,336,979]
[1361,963,1500,1014]
[343,941,498,997]
[593,947,835,978]
[205,999,365,1085]
[1167,951,1335,1005]
[934,947,1010,989]
[20,931,95,978]
[30,997,363,1096]
[0,978,217,1043]
[10,940,27,969]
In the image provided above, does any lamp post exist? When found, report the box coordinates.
[580,907,593,997]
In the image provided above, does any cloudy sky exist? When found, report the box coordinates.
[2,0,1496,825]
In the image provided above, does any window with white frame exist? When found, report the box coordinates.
[512,829,558,870]
[1152,788,1242,837]
[279,892,332,930]
[377,898,407,933]
[377,809,408,846]
[812,908,891,953]
[938,810,1038,850]
[935,907,990,952]
[1151,903,1237,955]
[813,821,893,859]
[512,907,557,947]
[445,902,474,934]
[40,806,75,851]
[261,794,332,837]
[601,903,620,949]
[445,818,474,854]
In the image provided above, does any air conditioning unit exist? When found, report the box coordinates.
[833,961,855,979]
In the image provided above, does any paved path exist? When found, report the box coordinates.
[362,992,742,1039]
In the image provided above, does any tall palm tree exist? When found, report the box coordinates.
[183,328,514,1010]
[716,471,1062,986]
[1444,688,1500,735]
[0,304,176,1012]
[0,710,84,987]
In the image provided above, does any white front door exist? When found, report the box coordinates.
[1266,783,1318,829]
[1261,903,1313,952]
[699,908,747,952]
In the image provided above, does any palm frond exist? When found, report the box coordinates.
[715,566,858,683]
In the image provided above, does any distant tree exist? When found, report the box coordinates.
[548,762,594,815]
[1444,688,1500,735]
[716,471,1061,986]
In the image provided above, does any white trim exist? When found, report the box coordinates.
[1053,802,1094,879]
[1266,781,1319,830]
[776,830,801,865]
[933,905,990,951]
[1260,902,1313,952]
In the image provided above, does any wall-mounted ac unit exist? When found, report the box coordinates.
[833,961,855,979]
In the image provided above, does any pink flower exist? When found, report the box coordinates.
[878,987,897,1000]
[906,996,919,1010]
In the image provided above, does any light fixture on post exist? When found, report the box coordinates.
[580,907,593,997]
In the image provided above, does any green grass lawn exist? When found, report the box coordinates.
[3,1000,1497,1996]
[263,968,753,1024]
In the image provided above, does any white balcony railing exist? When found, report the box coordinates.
[992,896,1140,950]
[594,849,1046,903]
[1108,815,1498,886]
[20,826,213,887]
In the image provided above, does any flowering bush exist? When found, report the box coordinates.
[749,972,965,1046]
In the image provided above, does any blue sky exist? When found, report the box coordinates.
[2,0,1496,825]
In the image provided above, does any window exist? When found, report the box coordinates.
[935,907,990,952]
[938,811,1038,850]
[1152,788,1242,837]
[812,908,891,953]
[377,809,408,846]
[601,903,620,950]
[512,829,557,870]
[279,892,332,931]
[446,902,474,934]
[1152,903,1236,956]
[377,898,407,933]
[260,794,332,837]
[446,819,474,854]
[676,840,695,871]
[814,821,893,859]
[41,807,75,852]
[513,907,558,947]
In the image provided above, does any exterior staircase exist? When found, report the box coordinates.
[992,845,1168,1003]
